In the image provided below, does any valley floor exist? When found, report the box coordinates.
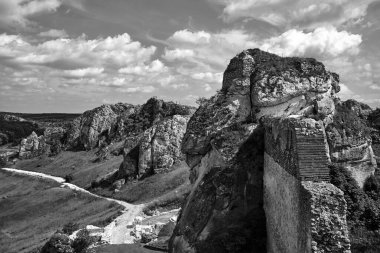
[0,168,146,245]
[0,169,124,253]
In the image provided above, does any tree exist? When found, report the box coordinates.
[195,97,208,106]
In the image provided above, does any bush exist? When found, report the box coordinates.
[330,165,380,252]
[40,232,74,253]
[0,157,7,167]
[72,229,93,253]
[62,222,79,235]
[65,174,74,183]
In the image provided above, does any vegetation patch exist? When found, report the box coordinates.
[330,165,380,252]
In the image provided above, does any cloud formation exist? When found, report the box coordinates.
[0,0,61,28]
[211,0,376,29]
[39,29,68,38]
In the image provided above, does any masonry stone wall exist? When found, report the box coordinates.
[264,117,351,253]
[264,153,311,253]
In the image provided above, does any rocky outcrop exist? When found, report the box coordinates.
[64,98,194,151]
[19,131,47,159]
[170,49,349,253]
[0,113,26,122]
[65,103,136,150]
[325,100,379,187]
[118,115,190,179]
[19,127,68,159]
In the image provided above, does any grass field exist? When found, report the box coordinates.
[2,112,81,122]
[94,244,157,253]
[0,170,124,253]
[15,151,191,207]
[13,149,123,189]
[91,161,191,205]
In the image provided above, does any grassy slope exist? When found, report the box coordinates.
[91,161,191,205]
[1,112,81,122]
[15,151,191,207]
[0,171,123,253]
[94,244,157,253]
[13,150,123,188]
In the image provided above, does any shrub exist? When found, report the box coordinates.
[0,157,7,167]
[40,232,74,253]
[62,222,79,235]
[72,229,93,253]
[330,165,380,252]
[65,174,74,183]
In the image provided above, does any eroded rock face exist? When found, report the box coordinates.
[65,103,135,150]
[170,49,345,253]
[19,131,47,159]
[118,115,190,179]
[325,100,379,187]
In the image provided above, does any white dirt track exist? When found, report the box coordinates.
[1,167,144,244]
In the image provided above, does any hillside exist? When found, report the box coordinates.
[0,170,124,253]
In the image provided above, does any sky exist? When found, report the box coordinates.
[0,0,380,113]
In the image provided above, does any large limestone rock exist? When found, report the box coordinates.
[118,115,190,179]
[325,100,379,187]
[19,131,47,159]
[170,49,348,253]
[65,103,136,150]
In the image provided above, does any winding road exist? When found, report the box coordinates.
[1,167,144,244]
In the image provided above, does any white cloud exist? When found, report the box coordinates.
[163,48,195,61]
[211,0,376,29]
[39,29,68,38]
[63,67,104,78]
[119,86,155,93]
[369,85,380,90]
[0,0,61,28]
[0,33,157,68]
[203,83,212,91]
[261,26,362,58]
[168,30,211,45]
[118,60,167,75]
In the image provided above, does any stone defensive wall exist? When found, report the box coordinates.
[263,117,351,253]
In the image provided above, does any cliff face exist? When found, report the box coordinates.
[19,131,47,159]
[117,98,194,179]
[170,49,349,253]
[65,103,136,150]
[325,100,379,187]
[65,98,195,152]
[118,114,190,179]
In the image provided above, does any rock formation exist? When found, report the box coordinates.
[19,127,68,159]
[325,100,379,187]
[65,103,136,150]
[64,98,194,152]
[169,49,351,253]
[118,114,190,179]
[19,131,47,159]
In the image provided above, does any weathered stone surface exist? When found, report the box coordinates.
[170,49,346,253]
[325,100,378,187]
[303,181,351,253]
[264,118,350,253]
[44,127,65,143]
[19,131,47,159]
[65,103,135,150]
[118,115,190,179]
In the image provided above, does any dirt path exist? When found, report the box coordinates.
[0,167,144,244]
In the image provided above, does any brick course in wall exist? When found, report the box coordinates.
[264,117,330,182]
[264,117,351,253]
